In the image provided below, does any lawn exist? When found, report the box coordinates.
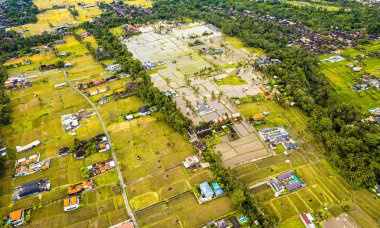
[215,76,248,86]
[224,36,265,55]
[124,0,152,8]
[284,0,346,11]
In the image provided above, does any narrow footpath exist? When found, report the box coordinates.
[62,69,138,227]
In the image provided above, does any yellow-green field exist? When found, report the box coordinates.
[319,47,380,109]
[224,36,265,55]
[124,0,152,8]
[0,38,130,226]
[11,9,80,36]
[284,0,347,11]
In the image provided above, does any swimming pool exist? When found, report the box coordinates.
[239,217,247,223]
[292,174,301,184]
[212,182,220,189]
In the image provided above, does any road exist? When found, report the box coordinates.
[62,69,138,227]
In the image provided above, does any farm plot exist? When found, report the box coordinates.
[135,193,234,227]
[255,161,378,226]
[238,100,322,160]
[107,116,194,183]
[319,48,380,109]
[0,49,128,227]
[11,9,80,36]
[126,167,213,211]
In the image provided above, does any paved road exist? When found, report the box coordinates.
[62,69,138,227]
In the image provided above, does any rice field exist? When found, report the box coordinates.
[0,38,128,226]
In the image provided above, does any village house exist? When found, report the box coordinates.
[14,154,50,178]
[9,209,25,226]
[16,140,41,153]
[87,160,115,177]
[89,85,109,96]
[63,196,80,212]
[13,179,51,201]
[182,155,200,169]
[299,213,315,228]
[68,179,95,195]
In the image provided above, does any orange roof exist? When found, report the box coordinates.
[41,165,49,170]
[64,198,70,207]
[10,210,23,221]
[99,143,106,149]
[68,185,83,195]
[88,88,97,93]
[71,196,78,205]
[253,113,264,119]
[83,180,94,188]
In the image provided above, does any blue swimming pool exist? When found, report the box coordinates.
[292,174,301,184]
[239,217,247,223]
[212,182,220,189]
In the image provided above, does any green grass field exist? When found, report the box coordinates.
[284,0,347,11]
[216,76,248,86]
[224,36,265,55]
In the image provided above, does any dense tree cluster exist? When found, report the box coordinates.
[0,0,39,27]
[154,0,380,188]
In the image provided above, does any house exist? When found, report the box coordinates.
[61,114,79,132]
[59,147,69,156]
[353,67,362,72]
[199,182,214,200]
[300,213,315,228]
[124,114,134,120]
[193,141,206,152]
[55,83,67,88]
[64,196,80,212]
[229,216,241,228]
[0,147,7,157]
[14,154,50,178]
[93,79,103,85]
[87,160,115,177]
[16,141,41,153]
[74,150,85,159]
[89,86,109,96]
[13,179,50,201]
[65,62,73,68]
[9,209,25,226]
[139,106,150,116]
[55,40,65,44]
[252,113,265,122]
[182,156,200,169]
[216,218,228,228]
[68,179,95,195]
